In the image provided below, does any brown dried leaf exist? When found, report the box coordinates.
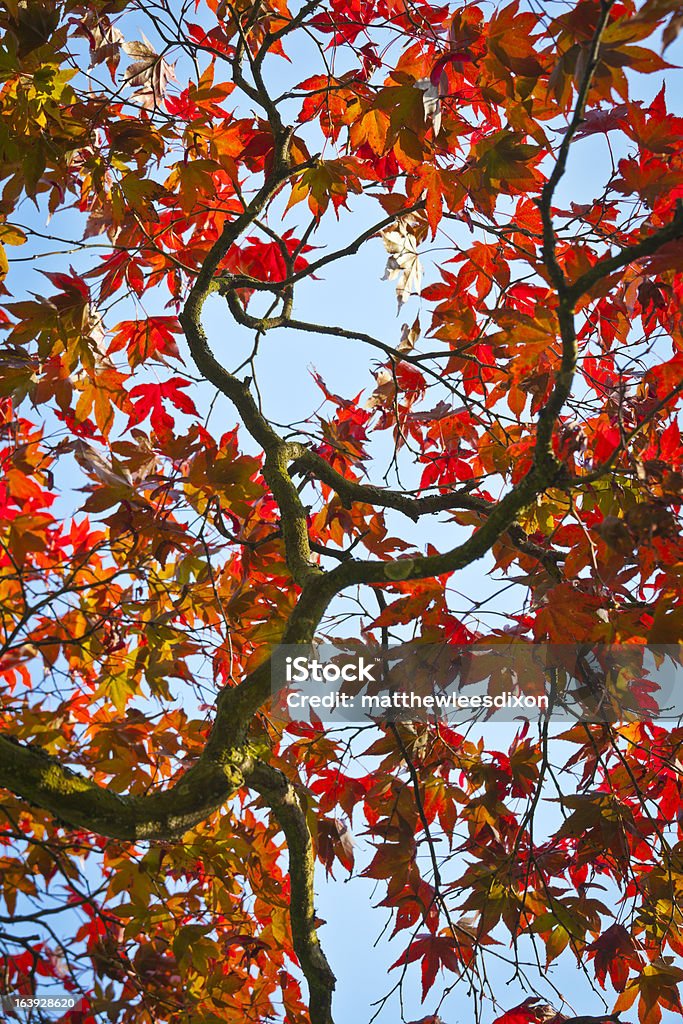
[123,34,176,109]
[397,315,421,353]
[663,10,683,50]
[74,11,124,80]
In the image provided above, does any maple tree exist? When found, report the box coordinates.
[0,0,683,1022]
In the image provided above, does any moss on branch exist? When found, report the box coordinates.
[0,736,252,841]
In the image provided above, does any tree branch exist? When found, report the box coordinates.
[540,0,616,291]
[535,1,615,472]
[318,464,553,589]
[566,201,683,303]
[0,571,341,843]
[249,760,336,1024]
[290,446,491,520]
[0,735,252,841]
[179,153,321,587]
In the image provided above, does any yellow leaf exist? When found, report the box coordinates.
[355,109,390,155]
[0,223,26,246]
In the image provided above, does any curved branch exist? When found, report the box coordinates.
[291,446,491,520]
[0,736,252,841]
[215,202,425,300]
[320,463,555,588]
[0,572,339,841]
[249,760,336,1024]
[179,150,321,587]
